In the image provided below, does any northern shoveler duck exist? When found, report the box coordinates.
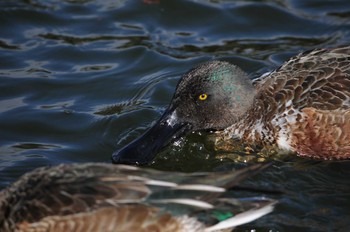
[0,163,275,232]
[113,46,350,164]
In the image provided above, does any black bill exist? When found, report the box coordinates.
[112,109,192,165]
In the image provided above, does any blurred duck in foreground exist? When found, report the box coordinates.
[0,163,275,232]
[113,46,350,164]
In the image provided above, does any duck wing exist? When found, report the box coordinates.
[0,163,275,231]
[256,46,350,116]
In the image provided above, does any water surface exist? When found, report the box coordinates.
[0,0,350,231]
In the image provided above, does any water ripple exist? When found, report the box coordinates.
[0,0,349,230]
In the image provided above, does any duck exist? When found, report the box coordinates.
[0,162,275,232]
[112,45,350,164]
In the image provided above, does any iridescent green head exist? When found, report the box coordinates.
[172,61,256,130]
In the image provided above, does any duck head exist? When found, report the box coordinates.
[112,61,256,164]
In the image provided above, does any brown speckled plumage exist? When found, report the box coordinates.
[0,163,275,232]
[221,46,350,159]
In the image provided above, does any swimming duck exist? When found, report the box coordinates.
[113,46,350,164]
[0,163,275,231]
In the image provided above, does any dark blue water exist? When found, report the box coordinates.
[0,0,350,231]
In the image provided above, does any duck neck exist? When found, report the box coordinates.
[223,99,277,146]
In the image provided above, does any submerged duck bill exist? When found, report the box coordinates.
[112,61,255,164]
[112,109,192,165]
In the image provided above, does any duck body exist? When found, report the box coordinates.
[223,46,350,159]
[113,46,350,164]
[0,163,275,232]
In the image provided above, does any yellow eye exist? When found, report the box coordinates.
[198,93,208,101]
